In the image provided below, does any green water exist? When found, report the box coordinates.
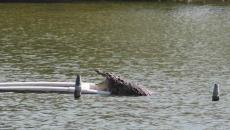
[0,2,230,129]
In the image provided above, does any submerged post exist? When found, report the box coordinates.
[74,74,82,99]
[212,84,219,101]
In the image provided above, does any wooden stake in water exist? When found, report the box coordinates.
[74,74,82,99]
[212,84,220,101]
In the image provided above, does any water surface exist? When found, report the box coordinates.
[0,2,230,130]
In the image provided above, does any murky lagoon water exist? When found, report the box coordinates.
[0,2,230,130]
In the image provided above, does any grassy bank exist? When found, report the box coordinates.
[0,0,229,3]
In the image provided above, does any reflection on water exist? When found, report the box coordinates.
[0,2,230,129]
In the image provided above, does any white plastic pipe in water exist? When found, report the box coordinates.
[0,82,110,95]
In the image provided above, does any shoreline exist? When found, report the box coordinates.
[0,0,229,4]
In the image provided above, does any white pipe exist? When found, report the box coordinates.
[0,86,75,93]
[0,86,110,95]
[0,82,96,87]
[0,82,75,87]
[0,82,110,95]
